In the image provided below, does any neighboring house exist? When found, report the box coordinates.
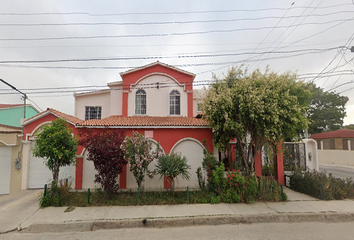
[22,61,285,190]
[310,129,354,166]
[0,104,39,195]
[0,104,39,127]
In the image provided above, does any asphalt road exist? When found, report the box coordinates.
[2,222,354,240]
[319,164,354,180]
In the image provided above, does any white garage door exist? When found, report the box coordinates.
[171,139,204,189]
[28,142,73,189]
[0,147,12,195]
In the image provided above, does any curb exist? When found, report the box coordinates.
[24,212,354,233]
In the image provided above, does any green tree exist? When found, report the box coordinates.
[202,66,310,175]
[154,153,191,192]
[306,82,349,134]
[32,118,77,183]
[344,124,354,130]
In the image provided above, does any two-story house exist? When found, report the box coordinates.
[22,62,214,190]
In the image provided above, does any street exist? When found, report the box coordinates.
[2,222,354,240]
[319,164,354,180]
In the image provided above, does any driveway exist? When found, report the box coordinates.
[0,190,41,233]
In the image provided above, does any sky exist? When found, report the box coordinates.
[0,0,353,125]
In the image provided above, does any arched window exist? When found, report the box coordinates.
[135,89,146,115]
[169,90,180,115]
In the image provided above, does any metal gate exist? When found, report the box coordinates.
[284,142,306,171]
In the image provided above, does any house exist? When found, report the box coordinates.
[0,104,39,195]
[21,61,284,191]
[310,129,354,166]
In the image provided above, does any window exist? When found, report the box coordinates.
[170,90,180,115]
[135,89,146,115]
[323,139,335,150]
[197,103,202,112]
[85,106,101,120]
[343,139,349,150]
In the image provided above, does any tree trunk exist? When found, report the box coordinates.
[170,178,175,192]
[52,165,60,183]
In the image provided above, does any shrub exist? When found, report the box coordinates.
[79,128,126,194]
[201,140,220,187]
[290,168,354,200]
[155,153,191,192]
[257,177,284,202]
[121,132,163,189]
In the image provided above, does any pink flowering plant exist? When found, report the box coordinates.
[121,132,163,188]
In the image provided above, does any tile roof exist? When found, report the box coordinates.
[23,108,84,126]
[0,104,26,109]
[310,129,354,139]
[78,115,209,127]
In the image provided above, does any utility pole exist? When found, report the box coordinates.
[0,78,27,169]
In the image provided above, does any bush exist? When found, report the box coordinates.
[257,177,284,202]
[39,180,72,208]
[290,168,354,200]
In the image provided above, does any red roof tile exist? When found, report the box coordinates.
[23,108,84,126]
[310,129,354,139]
[0,104,26,109]
[78,116,209,127]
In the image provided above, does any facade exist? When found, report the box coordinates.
[0,104,39,195]
[310,129,354,166]
[21,61,285,191]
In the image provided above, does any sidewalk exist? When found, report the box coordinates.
[12,187,354,233]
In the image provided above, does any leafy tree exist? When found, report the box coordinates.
[121,132,162,188]
[155,153,191,192]
[32,118,77,183]
[78,128,126,194]
[202,66,310,175]
[306,82,349,134]
[344,124,354,130]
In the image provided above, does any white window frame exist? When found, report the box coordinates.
[169,90,180,115]
[135,89,147,115]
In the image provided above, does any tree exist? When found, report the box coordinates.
[121,132,162,189]
[202,66,310,175]
[306,82,349,134]
[344,124,354,130]
[32,118,77,183]
[154,153,191,192]
[78,128,126,194]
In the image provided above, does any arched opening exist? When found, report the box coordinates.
[261,141,277,179]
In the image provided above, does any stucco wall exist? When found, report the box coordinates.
[0,106,38,127]
[75,91,111,120]
[109,86,122,116]
[318,150,354,166]
[127,75,188,117]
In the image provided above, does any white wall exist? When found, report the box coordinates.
[318,150,354,166]
[171,139,204,189]
[109,86,122,116]
[127,75,187,117]
[75,91,111,120]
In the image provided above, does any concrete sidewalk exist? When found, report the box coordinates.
[11,188,354,233]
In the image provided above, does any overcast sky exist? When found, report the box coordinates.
[0,0,353,125]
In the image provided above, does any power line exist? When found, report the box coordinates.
[0,18,353,41]
[0,3,351,16]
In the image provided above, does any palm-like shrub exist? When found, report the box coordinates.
[155,153,191,192]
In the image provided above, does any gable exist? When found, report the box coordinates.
[0,105,39,128]
[120,62,195,91]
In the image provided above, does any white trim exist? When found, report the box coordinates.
[148,138,166,155]
[120,61,196,78]
[74,89,110,98]
[25,121,52,141]
[134,89,147,115]
[107,80,123,86]
[169,89,181,116]
[23,111,77,127]
[170,137,205,154]
[130,73,187,92]
[0,140,16,146]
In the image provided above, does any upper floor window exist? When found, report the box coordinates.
[85,106,101,120]
[135,89,146,115]
[170,90,180,115]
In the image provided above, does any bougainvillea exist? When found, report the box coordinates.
[78,128,126,194]
[121,131,163,188]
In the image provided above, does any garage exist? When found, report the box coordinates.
[28,143,73,189]
[0,146,12,195]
